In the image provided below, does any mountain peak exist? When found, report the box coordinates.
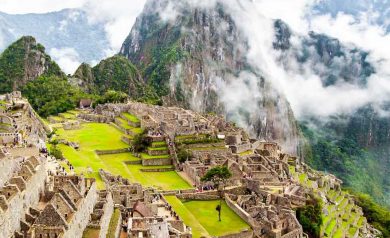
[0,36,64,94]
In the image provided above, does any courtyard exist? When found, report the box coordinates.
[165,196,250,237]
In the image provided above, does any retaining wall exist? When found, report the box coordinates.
[95,148,130,155]
[142,158,172,166]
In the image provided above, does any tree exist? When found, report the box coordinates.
[177,148,193,163]
[296,197,323,238]
[201,166,232,222]
[131,130,151,153]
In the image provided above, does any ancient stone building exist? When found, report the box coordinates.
[23,175,97,238]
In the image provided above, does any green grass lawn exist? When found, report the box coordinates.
[55,123,191,190]
[100,153,190,190]
[122,112,140,123]
[56,123,129,189]
[165,197,250,237]
[57,123,128,150]
[165,196,209,238]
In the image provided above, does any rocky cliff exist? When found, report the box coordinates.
[0,36,64,94]
[119,0,389,206]
[120,0,301,154]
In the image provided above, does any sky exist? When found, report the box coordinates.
[0,0,389,120]
[0,0,147,59]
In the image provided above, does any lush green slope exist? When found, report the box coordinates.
[73,55,161,105]
[22,75,88,117]
[301,109,390,208]
[0,36,64,94]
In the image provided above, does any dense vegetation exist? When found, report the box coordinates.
[0,36,63,94]
[295,198,323,238]
[22,76,88,117]
[94,90,128,105]
[74,55,161,105]
[300,120,389,207]
[347,191,390,237]
[144,44,185,97]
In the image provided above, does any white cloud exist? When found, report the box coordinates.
[0,0,85,14]
[49,47,81,74]
[1,0,390,121]
[82,0,147,52]
[0,0,147,54]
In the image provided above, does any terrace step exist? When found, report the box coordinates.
[120,113,141,127]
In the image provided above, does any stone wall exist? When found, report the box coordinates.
[0,158,47,238]
[79,113,112,123]
[225,195,256,228]
[140,168,174,172]
[0,157,18,188]
[147,149,169,156]
[98,193,114,238]
[142,158,172,166]
[176,193,219,200]
[219,230,253,238]
[63,182,98,238]
[95,148,130,155]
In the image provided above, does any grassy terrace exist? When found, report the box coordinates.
[99,153,190,190]
[187,146,227,151]
[148,146,168,151]
[55,122,190,190]
[59,112,77,119]
[122,112,140,123]
[151,141,167,147]
[165,196,250,237]
[57,123,128,188]
[325,219,336,236]
[116,117,132,129]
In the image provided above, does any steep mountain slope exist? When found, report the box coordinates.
[119,0,389,206]
[0,36,64,94]
[0,9,109,64]
[71,55,160,104]
[274,20,390,206]
[120,0,301,154]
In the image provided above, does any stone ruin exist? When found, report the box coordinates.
[22,175,97,238]
[99,170,192,238]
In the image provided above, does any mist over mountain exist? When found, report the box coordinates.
[0,0,389,207]
[118,0,390,206]
[0,9,110,73]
